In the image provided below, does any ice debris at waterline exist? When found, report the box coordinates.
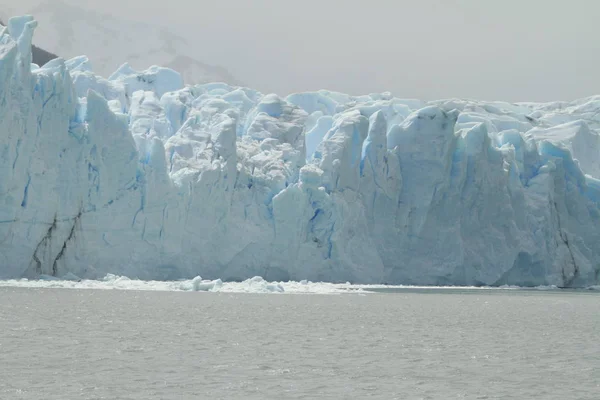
[1,16,600,287]
[1,276,598,293]
[0,275,360,294]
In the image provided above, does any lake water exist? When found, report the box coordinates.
[0,286,598,399]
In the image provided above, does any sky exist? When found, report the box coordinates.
[4,0,600,102]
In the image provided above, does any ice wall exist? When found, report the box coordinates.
[1,17,599,286]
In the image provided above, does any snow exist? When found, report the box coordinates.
[1,16,600,287]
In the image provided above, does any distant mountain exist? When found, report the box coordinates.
[23,0,239,85]
[1,16,58,66]
[31,44,58,66]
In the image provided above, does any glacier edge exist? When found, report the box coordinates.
[1,16,600,287]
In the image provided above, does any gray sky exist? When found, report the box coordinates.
[5,0,600,102]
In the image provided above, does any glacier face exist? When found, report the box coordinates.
[1,17,600,286]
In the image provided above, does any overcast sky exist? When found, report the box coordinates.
[5,0,600,102]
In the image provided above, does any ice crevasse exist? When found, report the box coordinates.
[1,16,600,287]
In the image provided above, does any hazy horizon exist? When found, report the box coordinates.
[3,0,600,102]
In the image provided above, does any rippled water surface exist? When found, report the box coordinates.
[0,287,598,399]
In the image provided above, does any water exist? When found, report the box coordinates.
[0,287,598,399]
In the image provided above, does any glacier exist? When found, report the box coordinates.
[1,16,600,287]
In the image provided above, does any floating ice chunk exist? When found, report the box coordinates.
[185,276,224,292]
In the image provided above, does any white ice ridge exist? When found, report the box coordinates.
[1,275,594,293]
[0,275,359,294]
[1,16,600,287]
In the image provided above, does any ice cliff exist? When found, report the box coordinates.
[1,16,600,286]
